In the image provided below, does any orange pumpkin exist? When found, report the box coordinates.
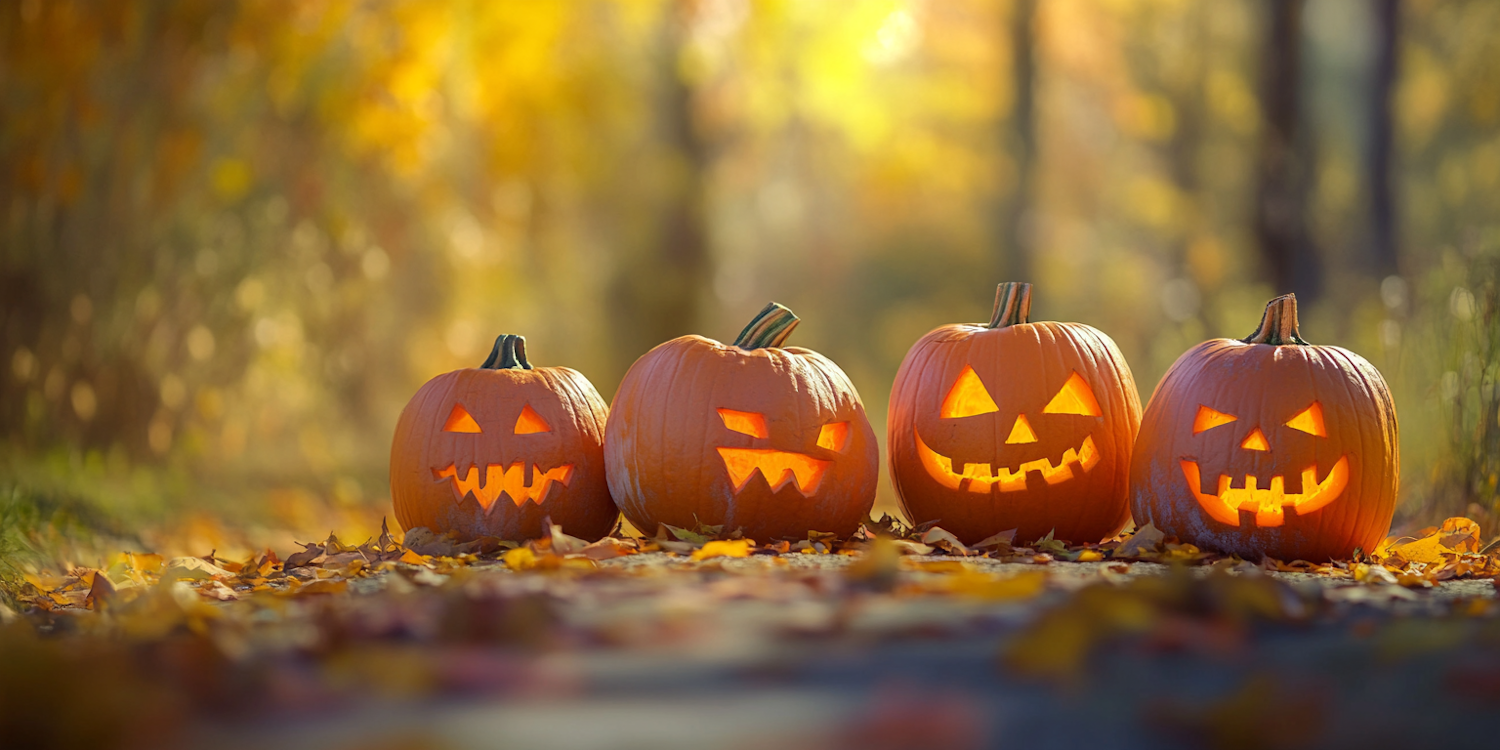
[605,303,878,541]
[1129,295,1398,560]
[888,283,1143,545]
[390,335,616,542]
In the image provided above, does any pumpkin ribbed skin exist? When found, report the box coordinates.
[391,338,616,542]
[605,308,878,541]
[1129,296,1398,561]
[888,287,1142,545]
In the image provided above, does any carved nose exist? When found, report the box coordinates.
[1240,427,1269,451]
[1006,414,1038,444]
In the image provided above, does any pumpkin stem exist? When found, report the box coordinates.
[733,302,800,349]
[1243,294,1310,346]
[480,334,532,370]
[987,282,1033,328]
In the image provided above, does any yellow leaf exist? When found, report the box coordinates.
[1389,535,1447,565]
[948,570,1047,601]
[399,549,432,566]
[692,540,752,561]
[503,547,538,571]
[1077,550,1104,562]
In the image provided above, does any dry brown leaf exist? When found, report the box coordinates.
[1114,523,1165,558]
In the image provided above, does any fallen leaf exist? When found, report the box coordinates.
[296,579,348,596]
[86,571,117,609]
[581,537,636,561]
[504,547,539,571]
[162,557,234,580]
[947,570,1047,601]
[1115,523,1165,558]
[692,539,753,561]
[921,527,972,556]
[547,521,591,556]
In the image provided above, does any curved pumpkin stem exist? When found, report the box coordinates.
[1243,294,1310,346]
[734,302,800,349]
[987,282,1033,329]
[480,334,532,370]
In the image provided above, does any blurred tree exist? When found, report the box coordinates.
[1255,0,1322,300]
[996,0,1036,285]
[1368,0,1400,279]
[606,0,709,375]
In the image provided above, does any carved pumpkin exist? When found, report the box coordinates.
[1129,295,1398,560]
[391,335,617,542]
[888,283,1143,545]
[605,303,878,541]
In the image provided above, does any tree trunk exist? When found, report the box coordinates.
[609,0,709,374]
[996,0,1036,285]
[1368,0,1400,280]
[1254,0,1321,300]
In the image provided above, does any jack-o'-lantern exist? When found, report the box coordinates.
[605,303,878,541]
[391,335,617,542]
[1129,295,1398,560]
[888,282,1143,545]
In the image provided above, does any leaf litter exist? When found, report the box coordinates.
[2,515,1499,748]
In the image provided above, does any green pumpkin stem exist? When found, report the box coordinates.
[1243,294,1310,346]
[480,334,532,370]
[987,282,1033,328]
[733,302,800,349]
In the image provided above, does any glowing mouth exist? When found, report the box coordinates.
[717,448,831,496]
[1179,456,1349,527]
[433,462,574,512]
[914,432,1100,493]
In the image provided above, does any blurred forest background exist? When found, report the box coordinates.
[3,0,1499,563]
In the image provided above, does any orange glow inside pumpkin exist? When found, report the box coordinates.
[433,462,574,511]
[1006,414,1038,444]
[443,404,482,433]
[1240,427,1270,451]
[718,408,769,438]
[1181,457,1348,527]
[1184,401,1345,526]
[1284,402,1326,437]
[941,366,999,419]
[1042,372,1102,417]
[514,404,552,434]
[717,448,830,495]
[817,421,851,452]
[1193,405,1237,434]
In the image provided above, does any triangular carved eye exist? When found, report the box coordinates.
[514,404,551,434]
[1043,372,1102,416]
[443,404,482,433]
[1284,402,1326,437]
[941,366,1000,419]
[1193,405,1237,434]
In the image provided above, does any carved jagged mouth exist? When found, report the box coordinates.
[717,448,831,496]
[433,463,574,512]
[914,432,1100,493]
[1180,456,1349,527]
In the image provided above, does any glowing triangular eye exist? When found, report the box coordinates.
[1285,402,1326,437]
[443,404,482,433]
[941,366,1000,418]
[1193,405,1237,434]
[718,408,768,438]
[1043,372,1102,416]
[514,404,551,434]
[817,421,850,453]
